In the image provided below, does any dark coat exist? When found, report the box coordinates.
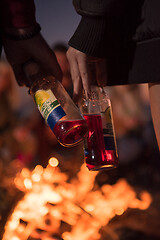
[69,0,160,85]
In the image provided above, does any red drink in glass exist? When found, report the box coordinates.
[84,114,118,170]
[53,119,88,146]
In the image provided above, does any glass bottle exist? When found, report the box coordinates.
[24,60,88,147]
[79,85,118,171]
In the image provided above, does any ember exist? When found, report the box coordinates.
[3,159,152,240]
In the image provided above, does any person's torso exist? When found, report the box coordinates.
[73,0,160,43]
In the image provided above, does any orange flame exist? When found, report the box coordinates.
[3,160,152,240]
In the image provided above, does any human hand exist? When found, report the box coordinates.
[3,33,62,87]
[67,46,107,101]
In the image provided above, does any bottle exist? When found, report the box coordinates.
[79,85,118,171]
[23,60,88,147]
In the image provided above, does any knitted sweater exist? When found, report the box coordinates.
[69,0,160,58]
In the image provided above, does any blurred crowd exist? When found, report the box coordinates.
[0,42,159,172]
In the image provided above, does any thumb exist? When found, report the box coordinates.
[12,63,31,87]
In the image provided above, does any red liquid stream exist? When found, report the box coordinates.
[84,114,118,170]
[53,119,88,146]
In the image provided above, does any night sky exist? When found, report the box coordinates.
[34,0,80,47]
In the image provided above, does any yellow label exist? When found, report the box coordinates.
[35,89,57,112]
[101,106,113,135]
[104,106,112,124]
[34,89,66,130]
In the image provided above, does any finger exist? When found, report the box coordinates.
[87,61,97,86]
[69,59,83,102]
[12,64,30,87]
[95,59,107,87]
[39,49,62,81]
[77,54,91,98]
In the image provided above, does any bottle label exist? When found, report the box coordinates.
[101,106,113,136]
[101,106,117,150]
[35,89,66,130]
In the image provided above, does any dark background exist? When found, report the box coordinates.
[35,0,80,46]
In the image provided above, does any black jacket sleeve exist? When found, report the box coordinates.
[73,0,120,17]
[69,16,108,58]
[69,0,122,57]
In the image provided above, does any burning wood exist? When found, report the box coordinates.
[2,158,152,240]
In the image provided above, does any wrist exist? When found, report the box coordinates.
[2,23,41,41]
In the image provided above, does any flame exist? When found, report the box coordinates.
[3,161,152,240]
[23,178,32,189]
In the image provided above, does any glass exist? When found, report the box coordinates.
[24,60,88,147]
[79,86,118,171]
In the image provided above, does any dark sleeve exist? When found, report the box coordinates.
[73,0,118,17]
[69,0,121,58]
[0,0,37,28]
[69,16,107,58]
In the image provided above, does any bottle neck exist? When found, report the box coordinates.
[79,87,101,115]
[79,86,111,115]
